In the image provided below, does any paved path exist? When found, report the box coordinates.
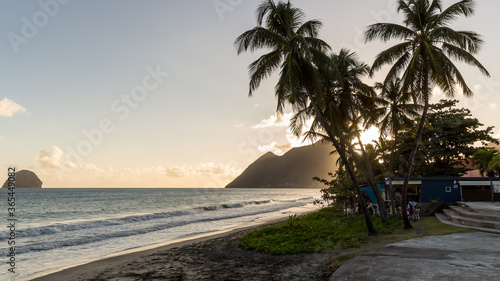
[331,232,500,281]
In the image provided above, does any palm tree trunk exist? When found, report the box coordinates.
[307,93,377,235]
[490,176,495,202]
[355,135,388,222]
[388,137,396,216]
[401,65,430,229]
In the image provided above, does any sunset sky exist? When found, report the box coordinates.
[1,0,499,187]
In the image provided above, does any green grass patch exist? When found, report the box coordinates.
[238,206,402,255]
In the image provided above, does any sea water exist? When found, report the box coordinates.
[0,188,320,280]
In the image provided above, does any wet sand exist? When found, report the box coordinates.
[33,217,334,281]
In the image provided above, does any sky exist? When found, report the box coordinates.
[1,0,499,188]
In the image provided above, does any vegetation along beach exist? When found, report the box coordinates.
[2,0,500,280]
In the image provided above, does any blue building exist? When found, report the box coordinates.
[361,177,500,204]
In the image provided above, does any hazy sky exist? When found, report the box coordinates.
[1,0,499,187]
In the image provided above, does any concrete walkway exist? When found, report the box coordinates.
[330,232,500,281]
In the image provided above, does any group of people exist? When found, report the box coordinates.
[349,201,420,221]
[406,201,420,221]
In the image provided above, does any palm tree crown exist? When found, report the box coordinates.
[234,0,332,112]
[366,0,489,98]
[375,78,421,139]
[473,149,499,178]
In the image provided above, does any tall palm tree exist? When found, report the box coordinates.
[365,0,489,228]
[295,49,389,222]
[325,49,389,221]
[473,149,499,201]
[235,0,377,235]
[375,77,421,215]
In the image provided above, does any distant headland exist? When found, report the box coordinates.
[2,170,43,188]
[225,142,338,188]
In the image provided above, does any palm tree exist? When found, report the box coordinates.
[365,0,489,228]
[473,149,499,201]
[295,49,389,222]
[375,77,421,215]
[235,0,377,235]
[325,49,389,221]
[490,156,500,177]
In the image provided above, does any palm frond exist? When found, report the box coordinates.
[365,23,415,43]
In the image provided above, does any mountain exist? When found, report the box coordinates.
[2,170,43,188]
[225,142,338,188]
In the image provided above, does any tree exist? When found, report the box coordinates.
[490,156,500,177]
[365,0,489,229]
[398,100,498,177]
[294,49,389,222]
[375,77,421,214]
[235,0,377,234]
[313,167,357,213]
[473,148,500,201]
[323,49,389,221]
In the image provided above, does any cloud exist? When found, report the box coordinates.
[0,98,27,117]
[258,141,292,155]
[166,166,185,177]
[36,159,243,187]
[253,113,316,155]
[252,112,293,129]
[234,122,244,127]
[37,146,66,169]
[489,103,497,110]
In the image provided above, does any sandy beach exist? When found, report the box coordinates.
[33,216,333,281]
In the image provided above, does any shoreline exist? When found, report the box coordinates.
[32,208,326,281]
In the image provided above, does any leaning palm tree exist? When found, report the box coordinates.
[295,49,389,222]
[473,149,499,201]
[325,49,389,221]
[365,0,489,228]
[235,0,377,234]
[375,77,421,215]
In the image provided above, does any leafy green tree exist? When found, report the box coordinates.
[313,167,357,213]
[398,100,498,177]
[365,0,489,229]
[235,0,377,234]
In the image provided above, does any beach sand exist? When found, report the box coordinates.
[33,216,334,281]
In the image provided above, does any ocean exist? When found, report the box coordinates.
[0,188,320,280]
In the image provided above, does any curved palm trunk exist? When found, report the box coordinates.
[307,93,377,235]
[402,66,430,229]
[355,135,388,222]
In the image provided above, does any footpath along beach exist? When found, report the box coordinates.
[32,217,334,281]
